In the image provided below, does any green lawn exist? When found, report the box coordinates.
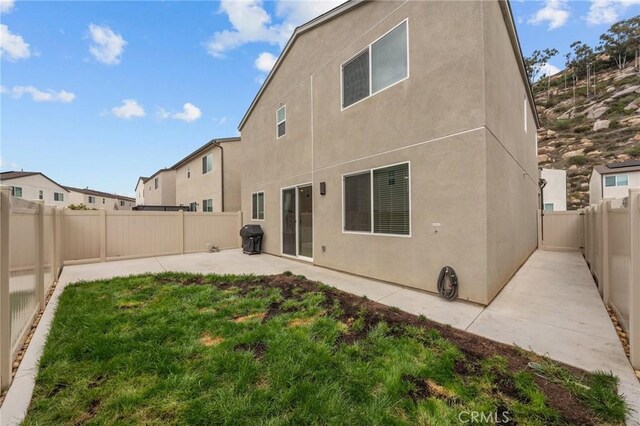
[24,273,628,425]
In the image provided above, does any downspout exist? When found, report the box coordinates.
[215,142,224,212]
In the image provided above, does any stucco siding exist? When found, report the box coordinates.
[2,174,68,207]
[541,168,567,211]
[145,170,176,206]
[590,171,602,204]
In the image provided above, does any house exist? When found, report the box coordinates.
[65,186,135,210]
[172,137,241,212]
[540,168,567,211]
[0,171,70,206]
[142,169,176,206]
[589,160,640,204]
[135,177,148,206]
[238,0,539,305]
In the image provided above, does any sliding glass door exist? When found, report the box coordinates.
[281,184,313,259]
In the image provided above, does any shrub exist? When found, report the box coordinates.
[574,125,590,133]
[553,119,571,130]
[627,146,640,157]
[568,155,588,166]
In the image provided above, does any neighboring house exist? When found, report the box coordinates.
[239,0,539,305]
[589,160,640,204]
[142,169,176,207]
[172,137,241,212]
[0,171,70,207]
[65,186,135,210]
[540,169,567,211]
[135,177,148,206]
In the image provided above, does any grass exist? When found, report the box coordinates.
[23,273,629,425]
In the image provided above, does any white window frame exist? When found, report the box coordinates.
[251,191,265,220]
[340,19,409,111]
[120,200,125,207]
[543,202,554,212]
[341,161,411,238]
[604,174,629,187]
[88,196,95,204]
[276,105,286,139]
[203,199,213,212]
[202,153,213,174]
[11,186,23,197]
[54,192,64,202]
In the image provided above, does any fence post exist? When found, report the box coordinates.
[36,201,45,310]
[99,209,106,262]
[52,208,58,279]
[0,187,11,391]
[629,189,640,369]
[178,210,185,254]
[601,201,610,304]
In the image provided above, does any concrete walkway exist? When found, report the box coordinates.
[2,249,639,425]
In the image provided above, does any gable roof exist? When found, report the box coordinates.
[64,186,135,202]
[593,160,640,176]
[237,0,539,130]
[171,137,241,170]
[0,171,70,192]
[134,176,149,191]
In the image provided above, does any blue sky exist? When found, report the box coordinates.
[1,0,639,196]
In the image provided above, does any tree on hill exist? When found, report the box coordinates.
[524,48,559,84]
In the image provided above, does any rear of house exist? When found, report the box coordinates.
[65,186,135,210]
[173,137,241,212]
[589,160,640,204]
[239,0,538,305]
[540,168,567,211]
[143,169,177,206]
[0,171,69,207]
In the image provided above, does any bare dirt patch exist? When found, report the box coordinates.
[234,342,268,359]
[233,313,266,323]
[288,318,316,327]
[200,333,224,347]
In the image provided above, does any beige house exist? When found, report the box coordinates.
[540,168,567,211]
[0,171,70,207]
[589,160,640,205]
[172,137,241,212]
[142,169,176,206]
[65,186,135,210]
[135,177,148,206]
[239,0,539,305]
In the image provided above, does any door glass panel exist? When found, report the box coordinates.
[298,185,313,258]
[282,188,296,256]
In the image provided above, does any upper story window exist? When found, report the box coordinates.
[102,198,105,204]
[54,192,64,202]
[203,199,213,212]
[252,191,265,220]
[38,190,44,200]
[154,177,159,189]
[341,20,408,109]
[276,105,286,138]
[202,153,213,174]
[604,174,628,187]
[120,200,125,207]
[187,166,191,179]
[88,196,95,204]
[11,186,22,197]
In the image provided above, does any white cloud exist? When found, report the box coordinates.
[0,24,30,60]
[255,51,277,73]
[171,103,202,123]
[205,0,344,57]
[88,24,126,65]
[155,107,171,119]
[528,0,570,30]
[534,63,562,81]
[111,99,145,119]
[586,0,640,25]
[6,85,75,103]
[0,0,15,13]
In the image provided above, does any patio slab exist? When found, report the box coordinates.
[2,248,639,425]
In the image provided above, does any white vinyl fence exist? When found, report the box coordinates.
[1,187,63,391]
[538,210,584,251]
[1,185,242,391]
[583,189,640,369]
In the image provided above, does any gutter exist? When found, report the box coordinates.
[215,142,225,212]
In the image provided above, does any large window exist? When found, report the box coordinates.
[341,20,408,109]
[276,106,286,138]
[252,191,264,220]
[343,162,410,236]
[605,174,628,187]
[202,153,213,174]
[54,192,64,202]
[203,199,213,212]
[11,186,22,197]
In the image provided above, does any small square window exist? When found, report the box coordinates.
[88,196,95,203]
[203,199,213,212]
[54,192,64,202]
[189,202,197,212]
[11,187,23,197]
[604,176,616,187]
[617,174,628,186]
[544,203,554,212]
[120,200,125,207]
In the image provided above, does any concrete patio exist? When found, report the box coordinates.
[2,249,639,425]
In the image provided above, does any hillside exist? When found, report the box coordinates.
[536,65,640,210]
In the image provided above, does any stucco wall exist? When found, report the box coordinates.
[590,171,602,204]
[222,141,242,212]
[541,168,567,211]
[67,190,134,210]
[240,0,536,305]
[602,170,640,200]
[144,170,176,206]
[175,147,222,211]
[2,175,68,207]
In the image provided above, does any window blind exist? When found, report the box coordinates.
[342,50,370,108]
[371,21,408,94]
[373,163,409,235]
[344,172,371,232]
